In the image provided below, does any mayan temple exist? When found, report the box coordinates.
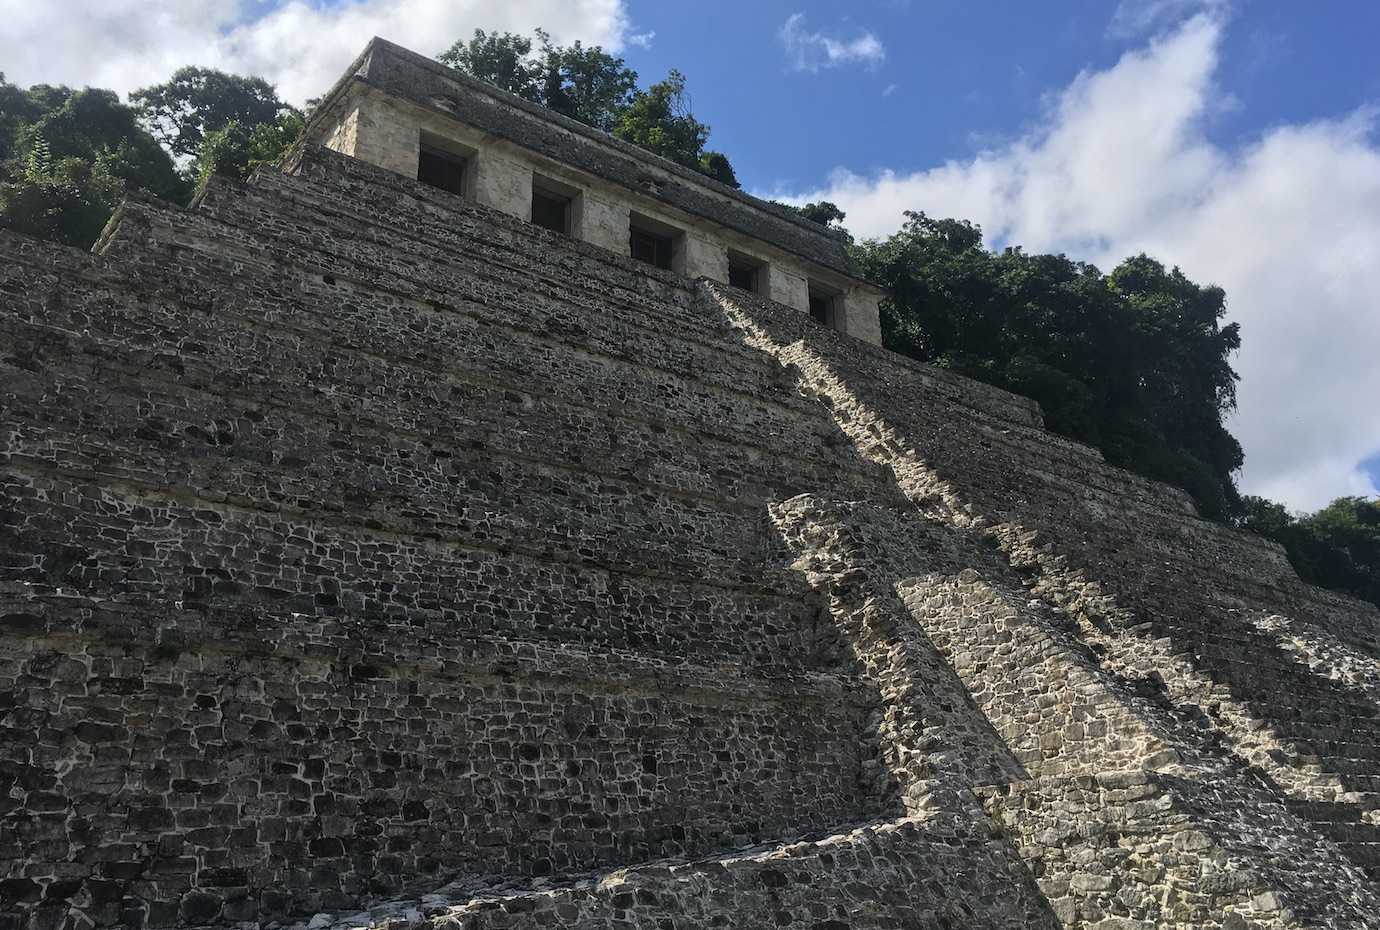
[6,36,1380,930]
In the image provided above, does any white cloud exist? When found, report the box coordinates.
[777,13,1380,511]
[626,30,655,49]
[882,83,899,97]
[0,0,631,104]
[1108,0,1228,39]
[779,13,886,73]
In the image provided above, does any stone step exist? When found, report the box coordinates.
[0,465,824,635]
[0,260,860,502]
[284,811,1057,930]
[0,242,885,509]
[190,175,761,377]
[255,158,695,324]
[85,214,835,459]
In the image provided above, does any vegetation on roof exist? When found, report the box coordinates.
[438,29,738,189]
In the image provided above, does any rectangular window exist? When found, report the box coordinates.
[531,173,582,238]
[531,188,571,234]
[809,282,843,331]
[417,145,467,196]
[630,223,676,270]
[727,252,765,293]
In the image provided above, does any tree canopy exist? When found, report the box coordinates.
[131,67,294,159]
[856,211,1244,520]
[191,110,305,187]
[438,29,739,188]
[0,78,186,248]
[772,199,847,227]
[438,30,541,100]
[439,29,641,133]
[1238,495,1380,608]
[0,66,302,249]
[613,71,705,168]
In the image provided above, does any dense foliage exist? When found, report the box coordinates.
[771,199,847,227]
[1238,496,1380,608]
[131,67,294,159]
[438,29,738,187]
[191,111,306,187]
[0,77,187,247]
[131,67,302,187]
[796,201,847,226]
[0,67,300,249]
[856,211,1245,521]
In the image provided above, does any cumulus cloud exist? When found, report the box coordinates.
[0,0,631,104]
[776,13,1380,510]
[779,13,886,72]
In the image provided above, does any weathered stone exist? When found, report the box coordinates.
[1,36,1379,930]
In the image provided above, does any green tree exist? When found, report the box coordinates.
[613,71,709,170]
[0,135,125,246]
[535,32,639,132]
[0,74,48,164]
[18,87,183,198]
[192,110,305,187]
[1105,255,1244,518]
[438,30,541,99]
[857,211,1244,519]
[131,66,291,159]
[772,199,847,227]
[798,200,846,226]
[0,80,185,248]
[698,151,739,188]
[439,29,638,130]
[438,28,738,188]
[1239,495,1380,608]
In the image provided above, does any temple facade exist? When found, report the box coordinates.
[305,38,885,344]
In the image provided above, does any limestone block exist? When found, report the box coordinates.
[321,106,360,158]
[474,150,532,220]
[845,288,884,346]
[684,232,728,283]
[352,99,420,178]
[767,265,809,312]
[581,193,631,255]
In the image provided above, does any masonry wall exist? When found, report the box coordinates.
[0,148,890,930]
[310,79,884,344]
[716,280,1380,927]
[7,142,1380,930]
[404,812,1061,930]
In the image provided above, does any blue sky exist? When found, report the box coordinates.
[615,2,1380,197]
[3,0,1378,509]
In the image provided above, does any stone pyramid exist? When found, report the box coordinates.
[3,39,1380,930]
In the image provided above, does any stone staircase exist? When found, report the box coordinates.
[1,148,893,928]
[4,144,1380,929]
[285,811,1057,930]
[711,280,1380,926]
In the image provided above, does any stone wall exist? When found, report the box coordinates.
[307,39,859,277]
[5,142,1380,930]
[305,46,885,343]
[0,148,889,929]
[390,810,1059,930]
[712,280,1380,926]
